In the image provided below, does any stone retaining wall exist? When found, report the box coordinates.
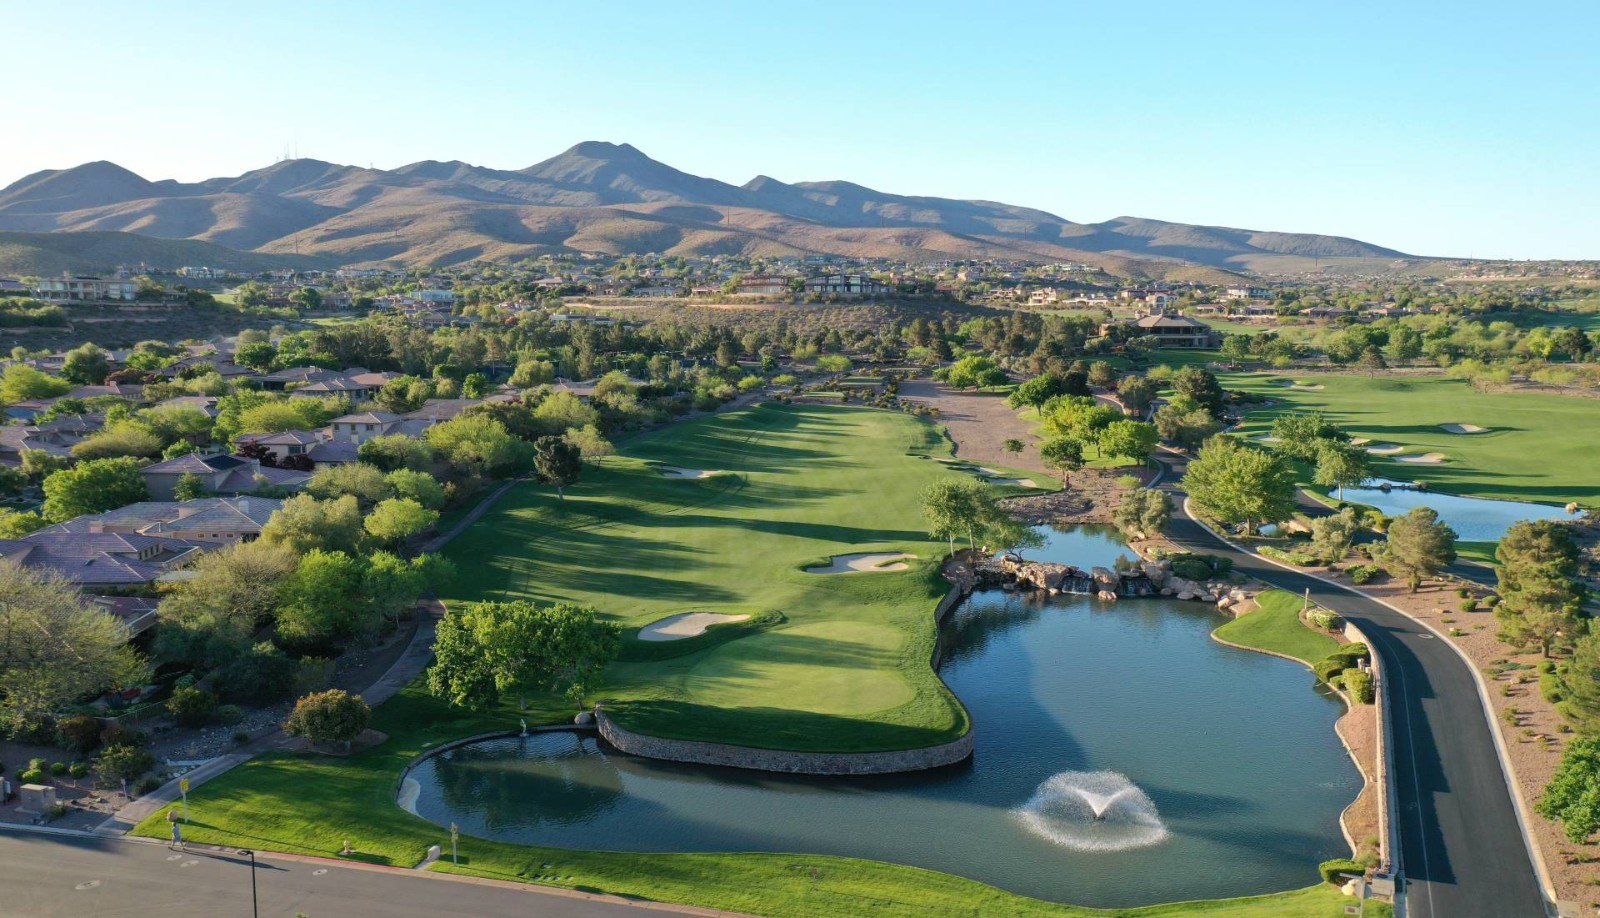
[595,708,974,776]
[1344,618,1396,876]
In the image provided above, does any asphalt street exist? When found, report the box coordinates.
[1156,454,1549,918]
[0,830,714,918]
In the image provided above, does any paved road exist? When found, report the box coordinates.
[1154,455,1548,918]
[0,830,720,918]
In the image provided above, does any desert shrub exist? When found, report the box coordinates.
[1461,597,1479,612]
[1259,545,1318,566]
[18,766,44,783]
[1171,558,1214,581]
[1347,564,1381,584]
[1319,857,1366,884]
[68,762,90,779]
[133,774,163,796]
[57,713,104,754]
[214,704,245,726]
[283,689,370,748]
[95,744,155,785]
[1343,670,1375,704]
[1539,660,1557,674]
[1542,673,1566,704]
[166,685,218,727]
[49,761,67,776]
[1484,594,1500,608]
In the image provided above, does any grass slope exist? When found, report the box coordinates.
[1213,591,1340,666]
[442,402,987,752]
[1223,372,1599,505]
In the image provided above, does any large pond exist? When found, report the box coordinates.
[406,527,1359,907]
[1335,478,1569,541]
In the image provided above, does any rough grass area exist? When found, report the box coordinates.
[1213,590,1341,665]
[1223,372,1597,506]
[441,403,973,752]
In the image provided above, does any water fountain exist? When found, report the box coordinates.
[1014,771,1168,852]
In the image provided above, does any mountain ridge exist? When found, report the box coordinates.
[0,143,1417,278]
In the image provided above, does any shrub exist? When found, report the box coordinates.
[1319,857,1366,884]
[1331,643,1371,665]
[1541,673,1565,704]
[216,642,299,705]
[1346,564,1381,584]
[1457,587,1470,599]
[1314,658,1349,683]
[1171,558,1215,581]
[166,685,218,727]
[68,762,90,779]
[215,704,245,726]
[99,724,151,749]
[133,774,163,796]
[1306,609,1341,631]
[1461,598,1479,612]
[1259,545,1318,566]
[1539,660,1557,674]
[232,730,250,745]
[1343,670,1375,704]
[95,744,155,785]
[1484,594,1500,608]
[18,767,44,783]
[57,713,104,754]
[49,761,67,776]
[173,673,197,691]
[283,690,371,748]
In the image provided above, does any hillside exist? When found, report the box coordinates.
[0,230,333,276]
[0,143,1425,278]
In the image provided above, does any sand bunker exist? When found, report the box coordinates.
[1257,435,1282,444]
[1440,423,1490,434]
[1349,437,1371,446]
[657,466,724,479]
[1396,452,1448,464]
[1276,380,1325,390]
[1365,443,1405,455]
[637,612,751,641]
[805,552,917,574]
[986,477,1040,488]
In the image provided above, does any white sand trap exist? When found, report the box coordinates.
[972,466,1004,476]
[806,552,917,574]
[1349,437,1371,446]
[1276,380,1325,390]
[1365,443,1405,454]
[1257,435,1282,444]
[657,465,724,479]
[1396,452,1448,464]
[986,477,1040,488]
[1440,423,1491,434]
[637,611,751,641]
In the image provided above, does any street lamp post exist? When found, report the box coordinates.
[237,849,258,918]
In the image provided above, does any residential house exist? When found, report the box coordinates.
[139,452,310,501]
[802,275,892,298]
[1105,311,1221,348]
[55,496,282,544]
[327,411,405,444]
[290,369,398,400]
[737,275,791,296]
[33,275,139,302]
[0,530,212,588]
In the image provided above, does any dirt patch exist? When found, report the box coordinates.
[897,379,1047,473]
[638,612,752,641]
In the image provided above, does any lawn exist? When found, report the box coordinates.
[441,402,989,752]
[1213,590,1340,666]
[1222,372,1600,506]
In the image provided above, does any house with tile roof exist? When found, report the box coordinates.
[55,496,283,544]
[139,452,310,500]
[0,530,213,588]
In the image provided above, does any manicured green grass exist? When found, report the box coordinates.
[1456,540,1499,567]
[442,403,979,752]
[1213,590,1341,666]
[1224,372,1599,505]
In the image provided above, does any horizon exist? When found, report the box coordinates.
[6,1,1599,260]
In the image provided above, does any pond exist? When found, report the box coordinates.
[1335,478,1570,541]
[406,527,1359,907]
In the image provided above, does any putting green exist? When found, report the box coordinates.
[1224,373,1599,505]
[442,402,977,752]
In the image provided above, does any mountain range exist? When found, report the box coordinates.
[0,142,1419,280]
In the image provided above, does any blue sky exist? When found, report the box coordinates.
[6,1,1597,258]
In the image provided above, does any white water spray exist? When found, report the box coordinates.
[1014,771,1168,851]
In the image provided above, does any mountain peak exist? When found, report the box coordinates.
[562,141,647,160]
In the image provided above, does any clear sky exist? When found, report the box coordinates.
[6,0,1597,259]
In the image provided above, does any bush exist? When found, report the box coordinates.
[283,689,371,748]
[1171,558,1214,581]
[133,774,163,796]
[166,685,218,727]
[68,762,90,779]
[1306,609,1341,631]
[1331,643,1371,665]
[1259,545,1318,566]
[99,723,151,749]
[1319,857,1366,884]
[216,642,298,705]
[95,743,155,785]
[1541,673,1565,704]
[1346,564,1381,584]
[18,767,44,783]
[1484,594,1500,608]
[1343,670,1375,704]
[57,713,104,754]
[214,704,245,726]
[1539,660,1557,674]
[1314,658,1349,683]
[232,730,250,745]
[49,761,67,776]
[1461,597,1479,612]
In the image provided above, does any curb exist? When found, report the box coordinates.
[1183,498,1559,911]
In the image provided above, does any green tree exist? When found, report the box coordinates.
[1356,345,1387,376]
[1171,366,1225,418]
[363,497,439,545]
[533,435,582,499]
[153,540,299,673]
[943,355,1007,389]
[1182,435,1296,535]
[1115,376,1159,416]
[1038,435,1085,490]
[1309,507,1360,562]
[1313,440,1371,500]
[307,462,392,505]
[234,341,277,371]
[174,471,208,501]
[60,344,111,385]
[0,562,148,730]
[1495,520,1584,656]
[0,364,72,403]
[0,510,49,538]
[260,494,364,555]
[283,689,371,750]
[277,550,370,649]
[1113,487,1172,539]
[425,414,532,479]
[1153,403,1221,451]
[1269,411,1344,462]
[1559,631,1600,735]
[921,478,985,555]
[1538,737,1600,842]
[1006,372,1069,409]
[358,434,436,472]
[95,743,155,786]
[1098,420,1158,465]
[428,601,622,711]
[42,456,149,521]
[71,422,165,460]
[1378,506,1458,592]
[563,424,614,465]
[385,468,447,509]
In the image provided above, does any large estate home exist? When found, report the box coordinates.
[54,496,282,543]
[1102,309,1222,348]
[0,529,212,588]
[139,452,310,500]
